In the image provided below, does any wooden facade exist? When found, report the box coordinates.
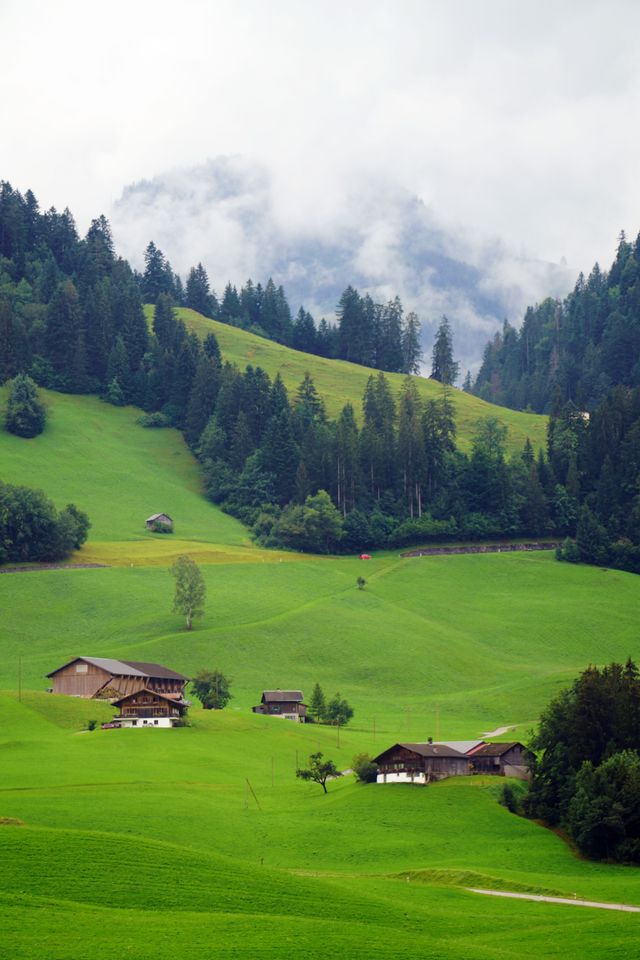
[47,657,188,700]
[109,688,188,728]
[146,513,173,531]
[467,742,532,780]
[252,690,307,722]
[374,743,471,784]
[373,740,532,785]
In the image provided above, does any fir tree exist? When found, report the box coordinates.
[431,316,459,385]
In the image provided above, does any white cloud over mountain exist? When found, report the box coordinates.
[111,156,574,373]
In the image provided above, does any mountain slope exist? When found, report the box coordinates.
[0,388,294,565]
[148,305,548,454]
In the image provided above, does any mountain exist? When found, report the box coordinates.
[110,156,574,375]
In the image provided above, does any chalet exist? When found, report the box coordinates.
[110,688,189,728]
[467,741,532,780]
[373,743,471,784]
[46,657,188,700]
[252,690,307,722]
[146,513,173,531]
[373,740,532,784]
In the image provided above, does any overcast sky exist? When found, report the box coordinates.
[3,0,640,273]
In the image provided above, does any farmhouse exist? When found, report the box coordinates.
[373,743,471,784]
[146,512,173,531]
[46,657,188,700]
[252,690,307,722]
[111,689,189,728]
[373,740,532,784]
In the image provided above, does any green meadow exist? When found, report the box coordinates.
[144,304,548,453]
[1,389,639,957]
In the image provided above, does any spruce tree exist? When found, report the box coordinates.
[186,263,217,317]
[310,682,327,721]
[401,311,423,374]
[431,316,459,385]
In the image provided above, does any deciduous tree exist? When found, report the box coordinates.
[171,555,206,630]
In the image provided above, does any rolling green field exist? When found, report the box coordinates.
[144,304,548,453]
[1,389,639,957]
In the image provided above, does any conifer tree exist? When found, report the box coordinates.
[310,682,327,721]
[401,311,423,374]
[186,263,217,317]
[431,316,459,385]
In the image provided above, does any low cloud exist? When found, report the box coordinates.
[111,156,574,374]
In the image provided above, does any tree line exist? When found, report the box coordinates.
[471,231,640,413]
[0,481,89,563]
[140,238,425,374]
[526,660,640,863]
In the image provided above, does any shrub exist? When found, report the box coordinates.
[137,412,172,428]
[5,374,46,438]
[86,719,98,731]
[352,753,378,783]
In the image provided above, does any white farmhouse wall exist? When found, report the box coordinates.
[376,771,426,785]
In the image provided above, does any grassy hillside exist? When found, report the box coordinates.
[1,694,639,959]
[144,305,548,453]
[0,388,306,565]
[4,551,639,737]
[2,385,638,957]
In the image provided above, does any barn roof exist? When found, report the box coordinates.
[146,513,172,522]
[261,690,304,702]
[437,740,486,754]
[373,742,468,762]
[467,742,524,757]
[46,657,188,681]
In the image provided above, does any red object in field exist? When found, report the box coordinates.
[359,554,372,560]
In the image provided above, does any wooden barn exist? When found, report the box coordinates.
[109,689,189,728]
[146,513,173,531]
[373,743,471,784]
[252,690,307,722]
[46,657,188,700]
[467,741,532,780]
[373,740,533,785]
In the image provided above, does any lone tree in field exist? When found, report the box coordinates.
[191,669,232,709]
[296,752,341,794]
[171,554,206,630]
[5,374,46,438]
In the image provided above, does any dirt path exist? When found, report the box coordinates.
[481,725,516,737]
[0,563,108,574]
[401,541,561,558]
[468,888,640,913]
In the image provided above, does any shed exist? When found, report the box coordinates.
[146,513,173,531]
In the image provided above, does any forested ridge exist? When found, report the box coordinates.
[472,231,640,413]
[2,180,640,565]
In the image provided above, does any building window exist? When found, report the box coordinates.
[76,663,88,673]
